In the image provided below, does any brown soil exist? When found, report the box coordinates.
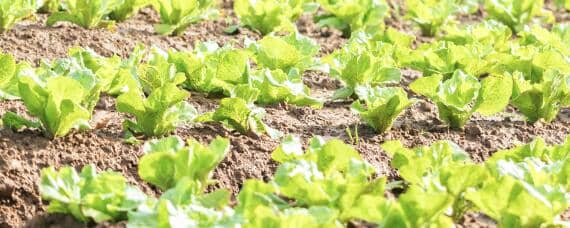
[1,3,569,228]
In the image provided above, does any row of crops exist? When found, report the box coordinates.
[1,0,569,35]
[1,22,569,138]
[0,0,569,227]
[37,135,569,227]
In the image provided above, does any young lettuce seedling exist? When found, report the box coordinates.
[153,0,218,35]
[511,70,570,123]
[116,83,197,137]
[351,86,416,133]
[484,0,552,33]
[315,0,390,37]
[405,0,456,37]
[40,164,147,223]
[3,71,101,138]
[410,70,512,129]
[47,0,122,29]
[196,85,282,138]
[248,32,320,74]
[0,0,36,31]
[234,0,309,35]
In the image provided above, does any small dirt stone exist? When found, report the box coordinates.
[465,125,483,137]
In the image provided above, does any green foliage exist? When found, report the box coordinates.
[511,70,570,123]
[169,42,250,94]
[116,83,196,137]
[442,20,513,49]
[555,0,570,10]
[405,0,456,36]
[138,136,229,190]
[196,86,282,138]
[324,35,401,99]
[410,70,512,128]
[0,0,36,31]
[137,47,187,93]
[109,0,150,21]
[248,32,320,74]
[10,71,101,137]
[0,53,31,100]
[249,68,323,108]
[484,0,550,33]
[154,0,218,35]
[37,0,61,13]
[351,86,415,133]
[237,136,387,225]
[40,165,147,222]
[315,0,389,36]
[47,0,122,29]
[234,0,308,35]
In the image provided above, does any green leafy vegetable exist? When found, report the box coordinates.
[511,70,570,123]
[138,136,229,190]
[324,36,401,99]
[116,83,197,137]
[47,0,121,29]
[248,32,320,74]
[351,86,415,133]
[40,164,147,223]
[484,0,551,33]
[0,53,31,100]
[234,0,308,34]
[250,68,323,108]
[169,42,250,94]
[153,0,218,35]
[410,70,512,128]
[0,0,36,31]
[405,0,456,36]
[196,86,282,138]
[316,0,390,36]
[109,0,150,21]
[12,72,101,137]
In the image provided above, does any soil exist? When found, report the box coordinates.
[1,2,569,228]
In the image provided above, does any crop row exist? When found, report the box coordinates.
[1,0,569,36]
[39,134,570,227]
[1,19,569,138]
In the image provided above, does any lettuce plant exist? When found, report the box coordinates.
[137,47,186,93]
[37,0,61,13]
[196,86,282,138]
[116,83,197,137]
[484,0,550,33]
[410,70,512,129]
[169,42,250,94]
[405,0,456,37]
[511,70,570,123]
[316,0,389,37]
[237,136,388,225]
[233,0,308,35]
[47,0,122,28]
[465,138,570,227]
[138,136,229,190]
[154,0,218,35]
[0,0,36,31]
[351,86,415,133]
[442,20,513,49]
[0,53,31,100]
[250,68,324,108]
[382,140,488,221]
[324,36,401,99]
[129,136,235,227]
[109,0,150,21]
[4,72,101,137]
[40,164,147,223]
[248,32,320,74]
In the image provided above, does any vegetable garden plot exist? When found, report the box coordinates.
[0,0,569,227]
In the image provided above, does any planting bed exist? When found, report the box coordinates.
[0,1,569,227]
